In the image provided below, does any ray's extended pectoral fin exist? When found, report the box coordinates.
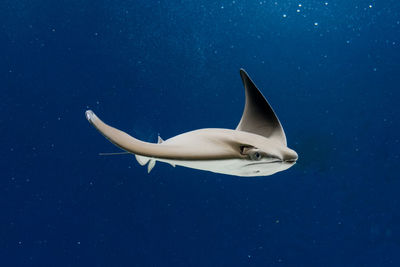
[86,110,178,172]
[85,110,168,158]
[86,110,146,153]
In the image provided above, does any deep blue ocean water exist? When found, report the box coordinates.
[2,0,400,266]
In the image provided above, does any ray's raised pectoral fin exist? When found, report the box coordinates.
[236,69,287,146]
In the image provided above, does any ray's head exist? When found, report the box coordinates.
[231,136,298,177]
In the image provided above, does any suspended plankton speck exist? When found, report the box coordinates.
[283,14,287,18]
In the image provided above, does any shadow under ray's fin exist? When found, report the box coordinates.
[99,152,131,156]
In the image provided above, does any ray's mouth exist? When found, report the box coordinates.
[245,159,297,167]
[245,160,282,166]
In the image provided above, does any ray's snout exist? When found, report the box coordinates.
[283,149,298,163]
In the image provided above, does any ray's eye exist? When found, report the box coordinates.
[249,151,262,161]
[240,145,262,160]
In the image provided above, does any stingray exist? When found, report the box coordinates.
[85,69,298,177]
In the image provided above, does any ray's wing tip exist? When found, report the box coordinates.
[239,68,249,81]
[85,110,96,124]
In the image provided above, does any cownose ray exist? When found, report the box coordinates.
[85,69,298,177]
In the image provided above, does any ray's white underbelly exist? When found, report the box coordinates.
[155,158,281,177]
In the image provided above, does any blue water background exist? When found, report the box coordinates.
[2,0,400,266]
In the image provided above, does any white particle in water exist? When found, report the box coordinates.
[283,14,287,18]
[314,22,318,26]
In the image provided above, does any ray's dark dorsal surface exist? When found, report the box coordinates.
[86,69,298,177]
[237,69,287,146]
